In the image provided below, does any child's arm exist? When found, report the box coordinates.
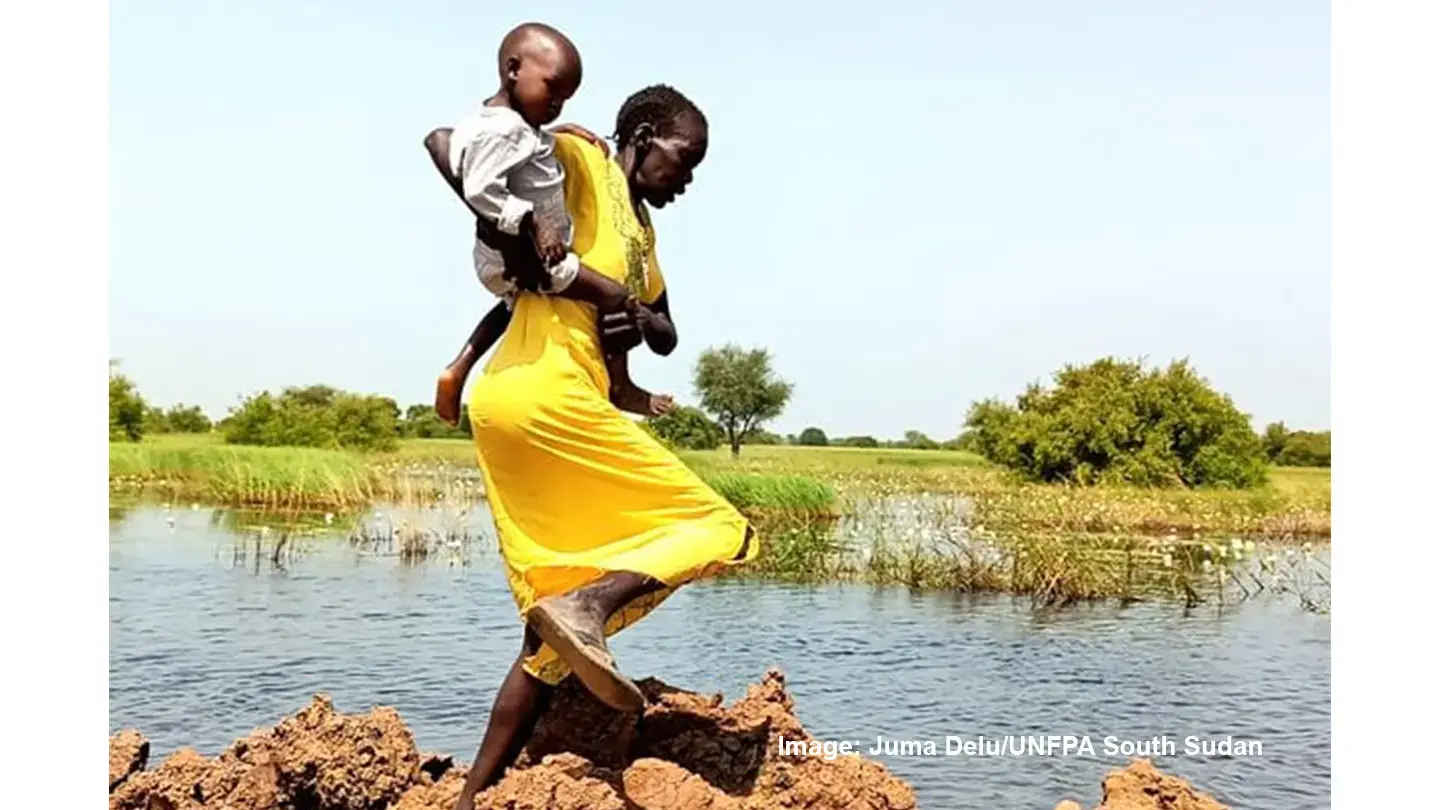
[605,351,675,417]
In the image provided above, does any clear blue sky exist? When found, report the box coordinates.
[110,0,1329,439]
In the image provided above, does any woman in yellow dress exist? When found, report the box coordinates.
[426,85,756,807]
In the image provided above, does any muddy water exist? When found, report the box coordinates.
[109,505,1330,809]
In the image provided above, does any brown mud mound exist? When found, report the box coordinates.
[110,671,1222,810]
[110,669,912,810]
[1054,758,1229,810]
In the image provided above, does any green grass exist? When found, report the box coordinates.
[676,444,1330,540]
[111,435,1329,607]
[109,434,838,515]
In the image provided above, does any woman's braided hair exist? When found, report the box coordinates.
[613,84,706,149]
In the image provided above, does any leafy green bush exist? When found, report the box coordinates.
[1276,430,1330,467]
[840,435,880,448]
[899,430,939,450]
[646,405,723,450]
[1261,422,1330,467]
[797,427,829,446]
[400,404,471,439]
[144,404,214,435]
[961,357,1268,488]
[222,385,401,451]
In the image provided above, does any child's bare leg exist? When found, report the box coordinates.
[455,629,553,810]
[437,302,514,426]
[436,337,481,427]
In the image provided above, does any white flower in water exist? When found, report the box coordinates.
[324,513,335,525]
[190,503,199,511]
[1245,540,1257,554]
[1161,553,1174,568]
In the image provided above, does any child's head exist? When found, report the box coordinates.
[613,85,708,209]
[497,22,582,127]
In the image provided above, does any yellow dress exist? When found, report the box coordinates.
[467,134,756,685]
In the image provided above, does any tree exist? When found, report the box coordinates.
[1262,421,1290,462]
[797,427,828,446]
[693,344,793,458]
[222,385,401,451]
[902,430,939,450]
[1259,421,1331,468]
[1275,430,1331,467]
[961,357,1268,488]
[109,361,147,442]
[645,405,723,450]
[840,435,880,448]
[746,429,784,445]
[164,404,213,434]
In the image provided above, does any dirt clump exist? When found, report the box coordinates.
[109,729,150,791]
[110,671,1222,810]
[111,693,419,810]
[1054,758,1230,810]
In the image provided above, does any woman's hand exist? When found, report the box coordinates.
[599,309,644,354]
[550,123,610,157]
[599,300,675,356]
[634,305,677,356]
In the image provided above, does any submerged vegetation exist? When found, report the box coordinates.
[111,434,1330,611]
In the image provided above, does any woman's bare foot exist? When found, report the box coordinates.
[435,367,465,426]
[526,593,645,712]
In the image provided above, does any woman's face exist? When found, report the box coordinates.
[633,112,708,209]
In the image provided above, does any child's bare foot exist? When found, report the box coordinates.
[526,593,645,712]
[435,367,465,426]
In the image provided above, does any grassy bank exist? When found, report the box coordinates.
[112,436,1328,609]
[677,445,1330,540]
[109,434,837,515]
[110,436,1328,537]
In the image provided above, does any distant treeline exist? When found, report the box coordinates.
[1261,422,1331,468]
[109,364,468,451]
[111,355,1330,483]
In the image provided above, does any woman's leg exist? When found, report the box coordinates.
[527,572,666,711]
[455,629,553,810]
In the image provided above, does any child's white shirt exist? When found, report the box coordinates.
[448,105,580,307]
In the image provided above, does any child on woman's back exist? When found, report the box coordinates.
[430,21,673,425]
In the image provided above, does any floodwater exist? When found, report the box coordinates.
[109,504,1330,809]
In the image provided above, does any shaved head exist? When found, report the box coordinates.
[494,22,582,126]
[498,22,581,80]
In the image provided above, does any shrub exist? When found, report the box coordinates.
[797,427,829,446]
[841,435,880,448]
[1261,422,1331,467]
[646,405,723,450]
[222,385,401,451]
[961,357,1268,488]
[1276,430,1331,467]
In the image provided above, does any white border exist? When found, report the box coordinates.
[3,1,1422,805]
[1333,0,1439,807]
[0,0,109,803]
